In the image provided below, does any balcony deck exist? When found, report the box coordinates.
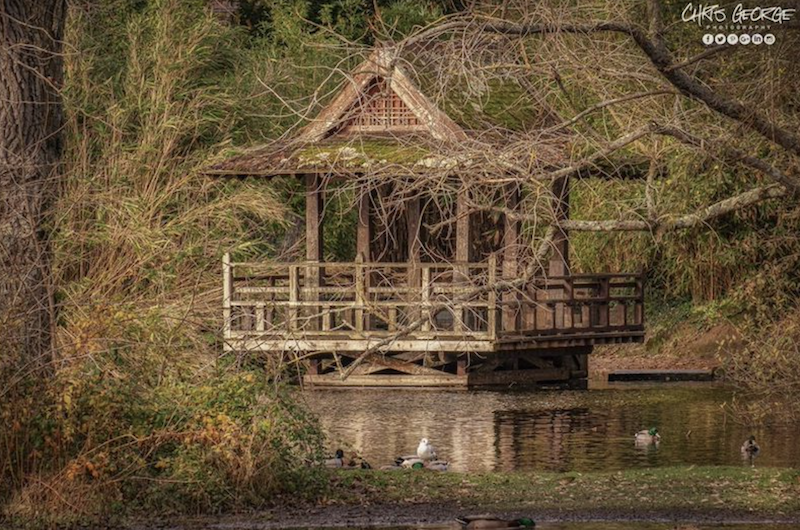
[222,255,644,387]
[223,256,644,354]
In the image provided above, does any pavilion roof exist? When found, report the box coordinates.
[205,43,574,177]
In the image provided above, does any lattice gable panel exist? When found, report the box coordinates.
[335,77,425,135]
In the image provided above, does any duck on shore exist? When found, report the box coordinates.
[741,435,760,456]
[635,427,661,445]
[426,460,449,472]
[391,438,447,471]
[455,515,535,529]
[396,456,425,469]
[325,449,345,468]
[347,455,372,469]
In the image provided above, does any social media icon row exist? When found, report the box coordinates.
[703,33,775,45]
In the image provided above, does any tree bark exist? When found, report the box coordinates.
[0,0,66,367]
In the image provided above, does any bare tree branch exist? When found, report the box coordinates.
[562,184,787,233]
[339,226,557,380]
[402,10,800,163]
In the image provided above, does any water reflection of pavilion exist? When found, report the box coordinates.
[306,388,800,473]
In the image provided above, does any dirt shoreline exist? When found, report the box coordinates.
[133,504,800,529]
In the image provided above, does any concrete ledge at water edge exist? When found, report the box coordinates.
[607,369,717,382]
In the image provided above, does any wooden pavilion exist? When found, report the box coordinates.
[206,47,645,388]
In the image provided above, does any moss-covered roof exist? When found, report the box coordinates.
[206,45,565,177]
[207,135,481,175]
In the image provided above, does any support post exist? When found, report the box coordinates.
[355,254,365,333]
[407,196,422,322]
[550,176,571,330]
[356,190,371,332]
[502,184,520,333]
[357,189,371,262]
[549,176,570,276]
[455,187,471,333]
[305,174,324,330]
[421,266,431,332]
[488,253,497,339]
[456,187,471,263]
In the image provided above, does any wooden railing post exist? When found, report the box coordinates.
[635,274,645,326]
[355,255,365,333]
[288,265,299,331]
[488,254,497,339]
[454,263,466,334]
[599,277,609,328]
[421,266,431,332]
[222,253,232,338]
[563,276,573,330]
[265,276,274,329]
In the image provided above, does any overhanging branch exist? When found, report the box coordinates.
[562,184,788,233]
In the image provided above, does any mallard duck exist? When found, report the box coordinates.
[395,454,421,467]
[324,449,345,468]
[399,457,425,469]
[345,455,372,469]
[741,435,760,456]
[426,460,449,472]
[635,428,661,444]
[455,515,535,529]
[417,438,437,460]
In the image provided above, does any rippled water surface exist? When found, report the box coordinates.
[304,384,800,472]
[293,522,800,530]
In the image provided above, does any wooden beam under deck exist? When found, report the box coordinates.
[304,366,577,388]
[224,331,643,353]
[305,373,466,387]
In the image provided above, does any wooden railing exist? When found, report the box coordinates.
[223,254,644,342]
[504,274,645,337]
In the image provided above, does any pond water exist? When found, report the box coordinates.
[304,383,800,473]
[270,524,800,530]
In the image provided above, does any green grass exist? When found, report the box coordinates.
[327,466,800,515]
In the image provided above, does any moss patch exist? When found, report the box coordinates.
[296,140,431,168]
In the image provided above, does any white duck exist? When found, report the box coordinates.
[417,438,437,460]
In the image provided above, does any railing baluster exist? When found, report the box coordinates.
[355,256,365,333]
[600,277,609,328]
[265,276,274,329]
[222,253,232,337]
[453,264,465,333]
[288,265,299,331]
[421,266,431,332]
[635,274,644,326]
[488,254,497,339]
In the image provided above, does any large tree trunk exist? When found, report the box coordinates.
[0,1,66,367]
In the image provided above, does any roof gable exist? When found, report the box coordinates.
[297,48,468,143]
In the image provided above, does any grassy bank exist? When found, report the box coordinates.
[323,466,800,518]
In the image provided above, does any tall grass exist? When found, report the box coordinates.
[1,1,328,524]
